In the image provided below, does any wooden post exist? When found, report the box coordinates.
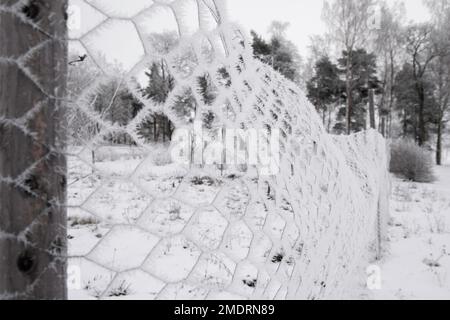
[0,0,68,300]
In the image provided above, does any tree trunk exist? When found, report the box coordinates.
[387,51,395,139]
[380,117,386,138]
[369,89,376,130]
[163,117,167,143]
[322,107,326,127]
[346,55,353,135]
[436,119,442,166]
[402,109,408,138]
[418,86,426,147]
[328,104,332,133]
[0,0,68,300]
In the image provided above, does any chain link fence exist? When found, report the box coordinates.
[0,0,390,300]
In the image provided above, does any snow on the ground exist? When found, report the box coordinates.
[67,145,450,300]
[371,165,450,300]
[67,149,258,300]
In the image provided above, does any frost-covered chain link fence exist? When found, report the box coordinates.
[1,0,390,300]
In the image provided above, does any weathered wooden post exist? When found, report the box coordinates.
[0,0,68,300]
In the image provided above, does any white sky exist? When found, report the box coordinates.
[69,0,432,72]
[228,0,430,57]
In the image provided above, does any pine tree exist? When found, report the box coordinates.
[335,49,381,133]
[395,62,439,142]
[140,61,175,142]
[250,30,302,83]
[307,56,342,131]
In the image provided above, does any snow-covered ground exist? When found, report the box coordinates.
[67,149,259,300]
[66,146,450,300]
[371,165,450,300]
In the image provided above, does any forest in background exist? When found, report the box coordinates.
[67,0,450,166]
[252,0,450,166]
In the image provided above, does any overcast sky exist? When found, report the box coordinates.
[228,0,430,57]
[69,0,432,72]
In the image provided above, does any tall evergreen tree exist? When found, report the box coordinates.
[140,61,175,142]
[250,29,302,83]
[335,49,381,133]
[395,62,439,142]
[322,0,377,134]
[306,56,342,131]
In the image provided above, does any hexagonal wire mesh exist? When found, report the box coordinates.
[1,0,390,300]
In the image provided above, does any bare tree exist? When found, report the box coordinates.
[0,0,68,299]
[426,0,450,165]
[322,0,377,134]
[268,21,290,38]
[405,23,439,146]
[308,34,332,60]
[375,1,406,138]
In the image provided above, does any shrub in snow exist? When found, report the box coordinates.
[108,281,131,297]
[191,176,217,186]
[152,147,173,166]
[390,140,435,183]
[68,215,99,227]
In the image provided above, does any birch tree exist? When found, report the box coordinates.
[375,1,406,138]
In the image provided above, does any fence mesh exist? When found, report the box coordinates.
[1,0,390,300]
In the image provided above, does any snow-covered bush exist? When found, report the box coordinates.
[151,146,173,166]
[390,140,435,183]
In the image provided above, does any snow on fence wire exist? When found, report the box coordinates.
[0,0,390,300]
